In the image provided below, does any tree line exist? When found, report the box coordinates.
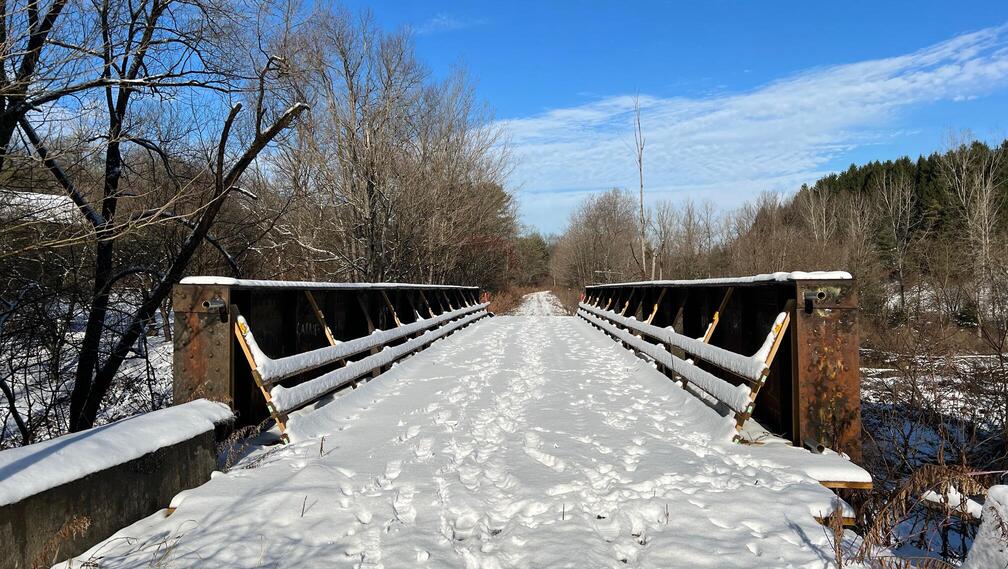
[554,135,1008,338]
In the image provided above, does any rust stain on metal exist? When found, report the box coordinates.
[172,284,233,406]
[793,280,861,461]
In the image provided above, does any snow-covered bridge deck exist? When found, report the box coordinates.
[68,297,858,568]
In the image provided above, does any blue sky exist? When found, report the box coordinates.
[341,1,1008,233]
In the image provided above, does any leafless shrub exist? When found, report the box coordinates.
[857,463,988,563]
[217,420,273,472]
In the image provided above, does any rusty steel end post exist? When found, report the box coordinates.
[791,279,861,461]
[172,284,234,407]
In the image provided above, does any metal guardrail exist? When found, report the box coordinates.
[173,278,486,436]
[582,272,861,459]
[235,302,488,438]
[578,302,789,430]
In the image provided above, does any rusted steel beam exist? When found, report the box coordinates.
[380,290,403,327]
[304,291,337,347]
[732,299,794,438]
[232,307,289,441]
[619,289,635,316]
[418,290,436,317]
[645,288,666,324]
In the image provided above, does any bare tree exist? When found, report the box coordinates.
[632,96,648,279]
[0,0,77,172]
[724,192,801,274]
[839,189,877,280]
[651,200,677,279]
[875,171,923,316]
[797,184,837,243]
[1,0,308,432]
[552,189,638,287]
[269,8,512,287]
[940,132,1005,335]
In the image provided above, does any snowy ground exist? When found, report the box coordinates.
[861,349,1006,433]
[64,314,853,568]
[510,291,567,316]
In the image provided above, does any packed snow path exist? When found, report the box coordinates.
[511,290,568,316]
[68,314,850,568]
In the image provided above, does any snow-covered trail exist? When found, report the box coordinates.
[66,316,848,568]
[511,290,567,316]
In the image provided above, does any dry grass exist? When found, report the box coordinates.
[486,286,585,315]
[487,286,542,315]
[486,289,523,315]
[217,420,276,472]
[855,463,988,565]
[548,286,583,315]
[824,502,847,567]
[31,515,91,569]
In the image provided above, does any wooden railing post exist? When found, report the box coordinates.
[702,287,734,343]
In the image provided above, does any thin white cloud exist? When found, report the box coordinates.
[500,24,1008,231]
[414,13,483,35]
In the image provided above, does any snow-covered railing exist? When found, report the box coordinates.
[578,303,789,432]
[594,271,853,288]
[236,303,486,385]
[179,277,481,291]
[267,309,486,412]
[173,279,487,437]
[235,303,488,413]
[578,302,783,382]
[581,273,862,459]
[228,290,489,440]
[579,308,754,413]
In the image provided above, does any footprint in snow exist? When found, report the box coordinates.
[447,506,481,540]
[399,425,421,442]
[457,464,482,490]
[354,507,373,525]
[746,541,764,556]
[413,437,434,459]
[393,485,417,524]
[524,447,567,472]
[384,460,402,480]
